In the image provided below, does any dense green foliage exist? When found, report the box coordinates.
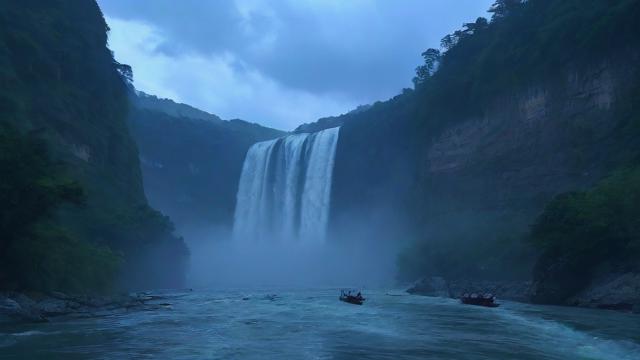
[0,1,187,292]
[530,167,640,303]
[413,0,640,128]
[0,125,120,292]
[397,213,533,282]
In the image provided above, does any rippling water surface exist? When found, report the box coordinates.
[1,289,639,359]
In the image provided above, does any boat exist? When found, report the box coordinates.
[339,289,365,305]
[460,293,500,308]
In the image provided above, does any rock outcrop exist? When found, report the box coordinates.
[0,291,176,324]
[406,277,450,298]
[568,273,640,313]
[408,274,640,314]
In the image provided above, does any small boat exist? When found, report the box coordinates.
[460,293,500,308]
[339,289,365,305]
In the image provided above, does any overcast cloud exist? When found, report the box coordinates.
[99,0,493,130]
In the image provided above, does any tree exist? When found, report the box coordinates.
[438,17,488,54]
[488,0,523,20]
[463,17,489,35]
[440,34,457,51]
[115,62,133,84]
[413,48,441,87]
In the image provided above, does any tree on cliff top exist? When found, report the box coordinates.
[488,0,524,20]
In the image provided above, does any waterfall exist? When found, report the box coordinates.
[233,127,340,244]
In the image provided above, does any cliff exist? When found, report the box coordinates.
[0,1,187,292]
[318,0,640,307]
[425,59,635,214]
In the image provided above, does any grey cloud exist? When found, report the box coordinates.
[99,0,493,102]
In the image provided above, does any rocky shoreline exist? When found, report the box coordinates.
[406,276,640,314]
[0,291,176,324]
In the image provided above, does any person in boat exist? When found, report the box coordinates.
[356,292,363,300]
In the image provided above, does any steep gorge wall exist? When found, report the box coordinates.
[401,53,640,282]
[0,0,187,291]
[323,52,640,283]
[424,58,633,216]
[422,55,639,229]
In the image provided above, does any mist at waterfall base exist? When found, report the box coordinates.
[188,127,401,289]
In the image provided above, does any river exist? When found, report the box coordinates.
[1,289,639,359]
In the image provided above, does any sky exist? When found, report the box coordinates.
[99,0,494,130]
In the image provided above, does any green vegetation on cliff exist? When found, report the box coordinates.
[530,167,640,303]
[0,125,120,292]
[0,1,187,292]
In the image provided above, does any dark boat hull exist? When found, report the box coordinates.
[340,296,364,305]
[460,298,500,307]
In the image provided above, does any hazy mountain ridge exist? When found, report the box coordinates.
[128,92,285,234]
[293,104,373,134]
[134,91,225,124]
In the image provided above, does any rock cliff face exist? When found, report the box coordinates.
[0,0,188,292]
[319,51,640,307]
[413,55,640,283]
[568,273,640,313]
[423,59,635,219]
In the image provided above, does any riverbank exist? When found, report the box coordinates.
[0,291,177,324]
[406,276,640,314]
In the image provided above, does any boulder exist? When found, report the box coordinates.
[406,277,450,298]
[37,298,76,316]
[568,272,640,313]
[0,297,23,323]
[0,295,47,323]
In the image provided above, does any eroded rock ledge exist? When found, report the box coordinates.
[407,276,640,313]
[0,291,174,324]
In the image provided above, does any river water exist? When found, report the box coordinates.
[1,289,639,359]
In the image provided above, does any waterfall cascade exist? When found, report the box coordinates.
[233,127,340,244]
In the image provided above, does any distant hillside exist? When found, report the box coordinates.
[128,92,285,233]
[134,91,224,124]
[293,104,372,134]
